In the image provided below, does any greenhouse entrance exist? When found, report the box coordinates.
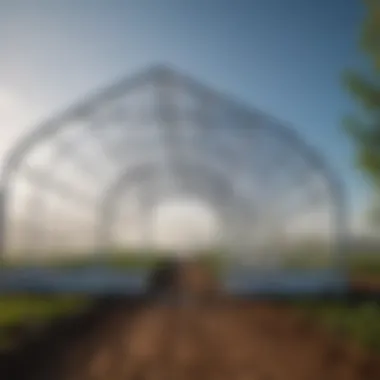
[0,64,347,296]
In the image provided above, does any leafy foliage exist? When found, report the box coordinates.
[301,300,380,352]
[344,1,380,223]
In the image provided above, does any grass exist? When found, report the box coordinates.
[2,250,167,269]
[0,249,227,350]
[347,254,380,277]
[292,252,380,353]
[1,249,226,270]
[298,300,380,352]
[0,249,380,351]
[0,295,90,349]
[0,250,229,283]
[3,248,380,274]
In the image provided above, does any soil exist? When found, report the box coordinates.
[1,261,379,380]
[351,276,380,293]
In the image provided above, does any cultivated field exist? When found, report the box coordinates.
[0,250,379,379]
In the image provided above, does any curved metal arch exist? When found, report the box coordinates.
[98,157,259,213]
[0,65,165,258]
[97,147,265,208]
[0,65,166,185]
[0,64,344,210]
[207,93,347,268]
[160,67,347,264]
[96,160,259,249]
[164,64,345,211]
[101,165,235,206]
[0,63,342,193]
[0,64,347,264]
[97,176,232,250]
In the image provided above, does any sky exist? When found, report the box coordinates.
[0,0,373,241]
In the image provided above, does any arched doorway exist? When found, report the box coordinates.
[0,64,347,295]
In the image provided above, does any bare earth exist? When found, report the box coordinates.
[1,263,380,380]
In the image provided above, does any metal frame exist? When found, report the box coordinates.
[97,160,260,251]
[0,64,347,273]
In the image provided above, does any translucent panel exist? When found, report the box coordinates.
[151,197,220,251]
[1,65,344,270]
[21,140,56,171]
[54,121,86,147]
[56,159,98,202]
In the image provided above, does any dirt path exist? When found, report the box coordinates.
[4,298,378,380]
[1,262,380,380]
[117,299,380,380]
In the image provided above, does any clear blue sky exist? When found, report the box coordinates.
[0,0,369,220]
